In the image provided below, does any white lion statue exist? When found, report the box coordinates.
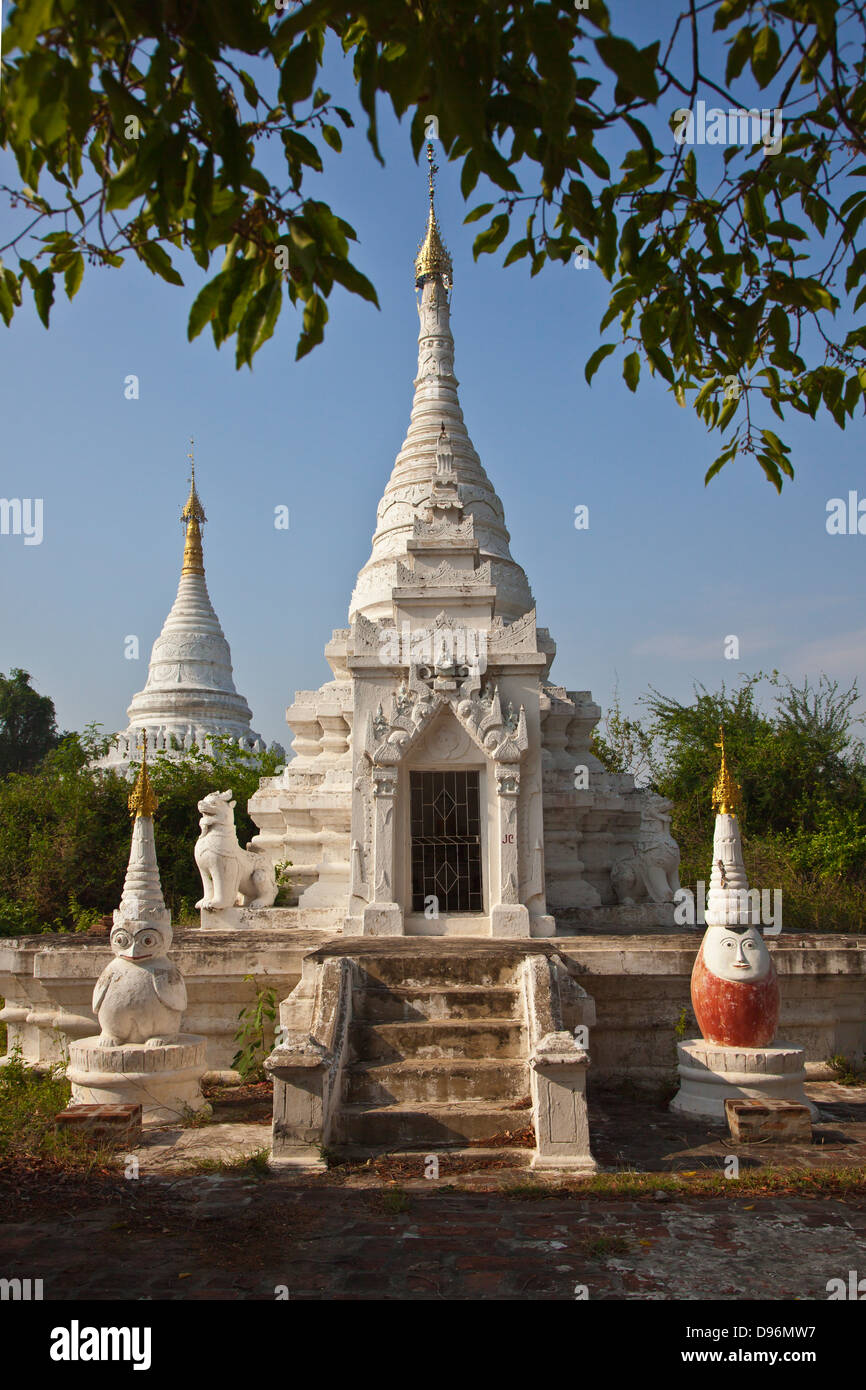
[194,790,278,910]
[611,793,681,906]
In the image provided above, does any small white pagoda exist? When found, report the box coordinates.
[248,148,679,935]
[101,447,273,769]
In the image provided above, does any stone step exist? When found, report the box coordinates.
[354,957,524,990]
[348,1020,525,1063]
[356,985,521,1024]
[343,1058,528,1106]
[337,1101,533,1149]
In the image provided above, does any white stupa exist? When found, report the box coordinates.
[247,146,680,935]
[101,446,273,769]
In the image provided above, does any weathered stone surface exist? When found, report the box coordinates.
[55,1103,142,1145]
[68,1034,209,1126]
[4,934,866,1088]
[671,1038,819,1121]
[725,1097,812,1143]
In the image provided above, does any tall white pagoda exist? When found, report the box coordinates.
[248,148,678,934]
[102,449,271,769]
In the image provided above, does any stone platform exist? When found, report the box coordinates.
[68,1034,210,1126]
[670,1038,820,1121]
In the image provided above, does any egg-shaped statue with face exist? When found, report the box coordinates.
[691,924,780,1047]
[92,921,187,1047]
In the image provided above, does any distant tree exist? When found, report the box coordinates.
[643,670,866,842]
[0,668,60,778]
[593,671,866,927]
[0,729,283,935]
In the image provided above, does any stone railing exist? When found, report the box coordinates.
[266,954,355,1170]
[522,952,597,1171]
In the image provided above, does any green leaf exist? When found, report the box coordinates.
[464,203,494,225]
[328,258,380,307]
[321,124,342,153]
[472,215,509,259]
[584,343,616,384]
[757,452,784,491]
[751,26,781,89]
[725,26,753,84]
[623,351,640,392]
[296,292,328,360]
[31,268,54,327]
[64,253,83,299]
[136,241,184,287]
[236,280,282,368]
[595,37,659,102]
[0,275,15,326]
[503,239,530,268]
[187,271,228,341]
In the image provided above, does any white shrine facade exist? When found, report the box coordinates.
[248,153,678,936]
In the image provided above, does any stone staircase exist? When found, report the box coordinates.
[267,944,596,1172]
[337,953,531,1153]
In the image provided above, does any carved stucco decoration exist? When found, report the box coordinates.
[488,608,538,655]
[364,671,529,774]
[412,515,475,540]
[395,559,492,588]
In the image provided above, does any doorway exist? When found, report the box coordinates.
[410,769,483,913]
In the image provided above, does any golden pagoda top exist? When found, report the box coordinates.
[181,439,206,575]
[128,730,158,819]
[415,143,452,289]
[712,725,742,817]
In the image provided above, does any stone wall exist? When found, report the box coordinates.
[2,931,864,1084]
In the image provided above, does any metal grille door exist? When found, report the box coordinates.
[410,770,483,913]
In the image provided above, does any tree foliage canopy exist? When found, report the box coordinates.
[0,669,60,778]
[1,1,865,485]
[592,670,866,923]
[0,729,283,934]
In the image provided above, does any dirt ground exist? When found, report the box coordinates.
[3,1080,866,1300]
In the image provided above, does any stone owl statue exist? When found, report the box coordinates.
[93,921,187,1047]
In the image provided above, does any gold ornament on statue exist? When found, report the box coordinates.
[128,730,158,820]
[712,725,742,817]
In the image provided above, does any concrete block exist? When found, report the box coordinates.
[56,1102,142,1145]
[725,1097,812,1144]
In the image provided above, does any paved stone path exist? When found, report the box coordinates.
[2,1174,865,1300]
[3,1079,865,1300]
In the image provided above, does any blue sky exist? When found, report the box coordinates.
[1,12,864,750]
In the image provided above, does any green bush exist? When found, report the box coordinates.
[592,671,866,933]
[0,729,283,934]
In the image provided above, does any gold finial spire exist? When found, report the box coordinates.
[128,730,158,820]
[181,438,206,575]
[712,725,742,817]
[414,142,453,289]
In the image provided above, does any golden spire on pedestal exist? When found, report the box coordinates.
[415,142,453,289]
[712,725,742,817]
[181,438,206,575]
[128,730,158,820]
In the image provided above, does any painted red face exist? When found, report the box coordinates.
[691,935,780,1048]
